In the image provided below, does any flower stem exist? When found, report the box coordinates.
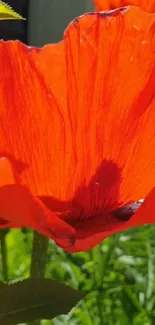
[0,230,8,282]
[29,231,49,325]
[30,231,49,278]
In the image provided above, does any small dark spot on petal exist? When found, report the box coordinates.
[112,202,142,222]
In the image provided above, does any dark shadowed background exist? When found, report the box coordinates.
[0,0,94,45]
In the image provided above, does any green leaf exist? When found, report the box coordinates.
[0,2,24,20]
[0,278,84,324]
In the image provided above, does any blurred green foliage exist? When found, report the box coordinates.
[1,225,155,325]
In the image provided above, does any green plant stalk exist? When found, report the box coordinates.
[29,231,49,325]
[0,231,8,282]
[30,231,49,278]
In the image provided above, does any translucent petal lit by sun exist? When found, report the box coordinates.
[0,6,155,253]
[93,0,155,12]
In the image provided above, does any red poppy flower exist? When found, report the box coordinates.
[93,0,155,12]
[0,6,155,253]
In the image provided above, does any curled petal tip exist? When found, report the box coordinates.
[55,234,76,248]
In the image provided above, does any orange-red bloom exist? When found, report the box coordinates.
[0,6,155,252]
[93,0,155,12]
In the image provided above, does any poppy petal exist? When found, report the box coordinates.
[57,7,155,251]
[0,157,18,229]
[93,0,155,12]
[0,157,76,246]
[0,218,14,228]
[65,188,155,252]
[63,7,155,214]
